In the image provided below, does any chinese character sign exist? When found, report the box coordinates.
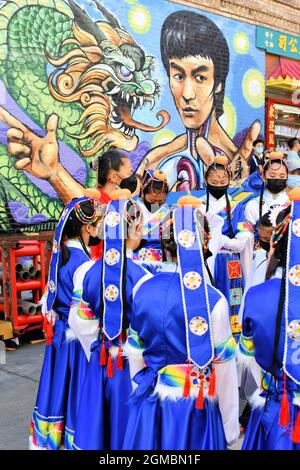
[257,26,300,60]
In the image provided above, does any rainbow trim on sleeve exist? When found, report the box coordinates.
[77,298,96,320]
[128,326,145,350]
[239,333,255,357]
[71,288,83,308]
[237,221,253,233]
[213,335,237,363]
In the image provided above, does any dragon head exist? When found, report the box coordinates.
[48,0,169,158]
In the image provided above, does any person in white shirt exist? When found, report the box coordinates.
[200,156,253,338]
[245,152,290,238]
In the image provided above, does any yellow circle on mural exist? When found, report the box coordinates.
[125,0,138,4]
[128,5,151,34]
[152,129,176,147]
[242,69,264,108]
[233,32,250,54]
[219,96,237,139]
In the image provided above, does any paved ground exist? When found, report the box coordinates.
[0,342,44,450]
[0,341,244,450]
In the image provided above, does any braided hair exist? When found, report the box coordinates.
[262,205,291,403]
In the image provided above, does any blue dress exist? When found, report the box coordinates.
[240,278,300,450]
[30,242,90,450]
[72,257,152,450]
[123,272,239,450]
[202,194,252,338]
[133,198,169,268]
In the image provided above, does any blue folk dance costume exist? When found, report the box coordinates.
[201,167,252,338]
[30,198,96,450]
[133,170,169,269]
[69,197,152,450]
[123,199,239,450]
[240,192,300,449]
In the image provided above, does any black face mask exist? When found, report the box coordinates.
[88,235,101,247]
[207,184,228,200]
[266,179,287,194]
[259,239,270,253]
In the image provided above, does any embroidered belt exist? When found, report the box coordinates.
[158,364,212,390]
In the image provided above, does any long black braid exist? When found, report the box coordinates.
[262,206,291,405]
[259,182,265,221]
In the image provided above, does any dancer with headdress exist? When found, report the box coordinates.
[132,169,170,268]
[240,189,300,449]
[69,190,153,450]
[245,152,290,239]
[122,195,239,450]
[30,198,102,450]
[200,156,253,338]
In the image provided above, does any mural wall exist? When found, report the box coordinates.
[0,0,265,231]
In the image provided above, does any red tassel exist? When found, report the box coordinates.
[106,350,114,378]
[182,363,191,398]
[208,367,216,398]
[279,373,290,427]
[116,333,123,370]
[116,346,123,370]
[291,409,300,443]
[44,316,53,345]
[99,333,107,366]
[196,380,204,410]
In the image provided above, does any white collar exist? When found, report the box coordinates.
[263,189,288,203]
[66,239,91,254]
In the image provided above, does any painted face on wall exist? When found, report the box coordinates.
[169,56,220,130]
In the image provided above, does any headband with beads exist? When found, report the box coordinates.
[205,155,231,178]
[46,197,94,313]
[73,199,99,225]
[272,213,291,249]
[142,169,169,193]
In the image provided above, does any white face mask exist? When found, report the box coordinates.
[255,146,264,155]
[287,175,300,189]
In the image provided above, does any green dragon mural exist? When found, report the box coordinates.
[0,0,168,231]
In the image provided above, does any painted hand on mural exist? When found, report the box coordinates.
[0,107,85,203]
[0,107,59,180]
[229,120,262,181]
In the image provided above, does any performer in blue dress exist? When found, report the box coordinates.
[200,156,253,338]
[30,198,101,450]
[69,190,153,450]
[240,188,300,449]
[133,169,170,268]
[123,195,239,450]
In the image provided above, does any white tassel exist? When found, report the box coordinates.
[249,388,265,409]
[65,329,77,342]
[153,381,218,403]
